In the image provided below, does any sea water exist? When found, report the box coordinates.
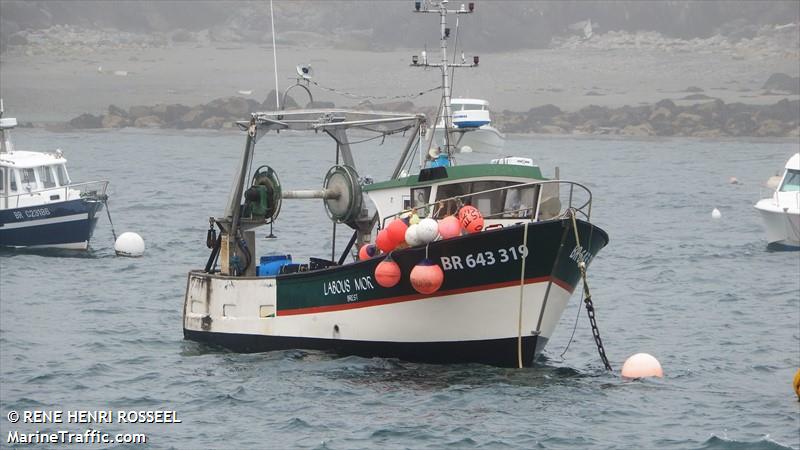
[1,128,798,449]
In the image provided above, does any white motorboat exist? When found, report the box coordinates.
[754,153,800,249]
[430,98,505,153]
[0,103,108,250]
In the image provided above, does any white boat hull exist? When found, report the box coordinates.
[754,198,800,248]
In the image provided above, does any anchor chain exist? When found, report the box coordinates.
[570,210,612,372]
[101,195,118,242]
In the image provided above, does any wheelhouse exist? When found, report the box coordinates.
[364,163,566,228]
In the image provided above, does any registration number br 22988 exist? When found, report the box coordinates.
[440,245,529,271]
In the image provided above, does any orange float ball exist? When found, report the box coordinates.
[375,229,397,253]
[438,215,462,239]
[374,259,401,288]
[386,219,409,245]
[409,259,444,294]
[358,244,377,260]
[458,205,484,234]
[621,353,664,379]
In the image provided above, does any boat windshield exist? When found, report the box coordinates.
[780,169,800,192]
[55,164,70,186]
[38,166,57,188]
[433,181,536,219]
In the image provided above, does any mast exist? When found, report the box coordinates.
[411,0,478,154]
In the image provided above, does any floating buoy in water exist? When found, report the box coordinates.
[416,218,439,244]
[375,229,397,253]
[438,215,462,239]
[711,208,722,219]
[374,258,401,288]
[458,205,484,233]
[729,176,740,185]
[793,368,800,399]
[621,353,663,379]
[409,259,444,294]
[358,244,377,260]
[386,219,408,245]
[405,224,423,247]
[114,232,145,257]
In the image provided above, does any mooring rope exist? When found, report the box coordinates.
[516,222,530,369]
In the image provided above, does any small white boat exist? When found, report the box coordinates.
[430,98,505,153]
[0,104,108,250]
[754,153,800,249]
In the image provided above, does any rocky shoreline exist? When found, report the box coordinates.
[63,90,799,138]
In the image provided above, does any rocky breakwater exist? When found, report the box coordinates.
[68,92,301,131]
[495,98,800,138]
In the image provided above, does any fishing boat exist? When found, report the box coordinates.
[412,1,505,153]
[182,104,609,367]
[429,98,505,153]
[754,153,800,249]
[0,102,108,249]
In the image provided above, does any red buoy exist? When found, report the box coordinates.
[375,229,397,253]
[409,259,444,294]
[375,258,401,288]
[458,205,484,233]
[386,219,409,245]
[438,215,462,239]
[358,244,377,260]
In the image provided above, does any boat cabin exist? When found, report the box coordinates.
[0,151,74,209]
[450,98,492,129]
[364,163,562,228]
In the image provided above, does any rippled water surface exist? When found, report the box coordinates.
[1,129,798,449]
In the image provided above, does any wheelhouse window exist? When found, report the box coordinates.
[21,168,37,190]
[780,169,800,192]
[463,104,484,111]
[409,186,432,217]
[9,170,18,192]
[0,168,4,194]
[434,181,531,219]
[55,164,70,186]
[38,166,56,188]
[503,185,539,219]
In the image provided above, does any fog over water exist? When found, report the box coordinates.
[0,1,798,121]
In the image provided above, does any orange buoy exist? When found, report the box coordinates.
[386,219,408,245]
[358,244,377,260]
[375,229,397,253]
[438,215,462,239]
[374,258,401,288]
[409,259,444,294]
[621,353,664,379]
[458,205,484,233]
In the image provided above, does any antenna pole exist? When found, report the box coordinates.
[270,0,280,110]
[411,1,476,155]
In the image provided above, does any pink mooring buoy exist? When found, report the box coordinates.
[621,353,664,379]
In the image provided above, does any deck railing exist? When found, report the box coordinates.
[380,179,593,227]
[1,180,108,209]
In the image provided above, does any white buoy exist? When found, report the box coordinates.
[114,232,145,257]
[711,208,721,219]
[405,224,423,247]
[621,353,663,379]
[416,218,440,244]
